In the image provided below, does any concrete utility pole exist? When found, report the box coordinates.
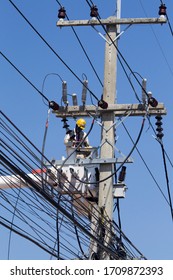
[56,4,167,259]
[98,24,117,259]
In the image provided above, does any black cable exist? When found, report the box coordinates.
[86,4,173,218]
[56,200,60,260]
[1,218,60,259]
[41,73,63,106]
[55,0,103,87]
[1,154,120,259]
[41,109,50,189]
[0,183,56,246]
[7,187,21,260]
[0,167,90,260]
[8,0,100,103]
[160,142,173,221]
[85,0,155,100]
[0,178,58,235]
[147,117,173,168]
[71,203,87,259]
[0,171,142,260]
[122,114,173,221]
[1,52,49,104]
[159,0,173,36]
[0,178,85,260]
[121,121,171,206]
[1,112,104,235]
[112,220,147,259]
[1,112,145,258]
[114,161,123,242]
[139,0,173,78]
[118,58,141,103]
[1,112,144,260]
[71,116,146,184]
[0,187,85,260]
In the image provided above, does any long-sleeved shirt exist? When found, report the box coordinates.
[64,129,89,147]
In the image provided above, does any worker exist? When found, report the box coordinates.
[64,118,90,148]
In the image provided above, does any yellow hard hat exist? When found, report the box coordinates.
[76,118,86,130]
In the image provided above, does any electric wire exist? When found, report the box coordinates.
[0,183,58,234]
[55,0,103,87]
[7,186,21,260]
[121,121,171,206]
[1,52,49,105]
[160,141,173,221]
[0,182,88,258]
[121,115,173,221]
[1,164,139,258]
[1,140,113,258]
[0,196,56,252]
[112,220,147,260]
[146,116,173,168]
[0,120,97,228]
[41,73,64,106]
[86,2,173,221]
[0,112,143,260]
[1,1,155,254]
[71,203,87,259]
[0,140,93,258]
[70,115,146,185]
[8,0,100,103]
[0,185,57,245]
[1,154,121,259]
[41,109,50,189]
[118,59,141,103]
[139,0,173,78]
[146,117,173,218]
[0,168,90,260]
[85,0,160,100]
[159,0,173,36]
[2,107,143,247]
[1,218,61,259]
[2,0,170,260]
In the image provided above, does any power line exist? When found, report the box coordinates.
[1,111,144,259]
[146,116,173,168]
[2,1,166,260]
[1,218,61,259]
[7,186,21,260]
[160,141,173,221]
[1,52,49,104]
[55,0,103,87]
[1,114,108,256]
[121,121,171,207]
[1,154,121,259]
[122,113,173,221]
[80,1,173,181]
[139,0,173,79]
[85,2,173,210]
[85,1,154,101]
[70,115,146,185]
[1,112,101,224]
[8,0,100,103]
[159,0,173,36]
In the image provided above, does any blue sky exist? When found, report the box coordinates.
[1,0,173,260]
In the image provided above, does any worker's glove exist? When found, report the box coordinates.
[67,130,75,140]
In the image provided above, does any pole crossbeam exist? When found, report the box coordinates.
[57,17,167,27]
[53,103,166,118]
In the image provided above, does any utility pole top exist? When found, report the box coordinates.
[57,16,167,27]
